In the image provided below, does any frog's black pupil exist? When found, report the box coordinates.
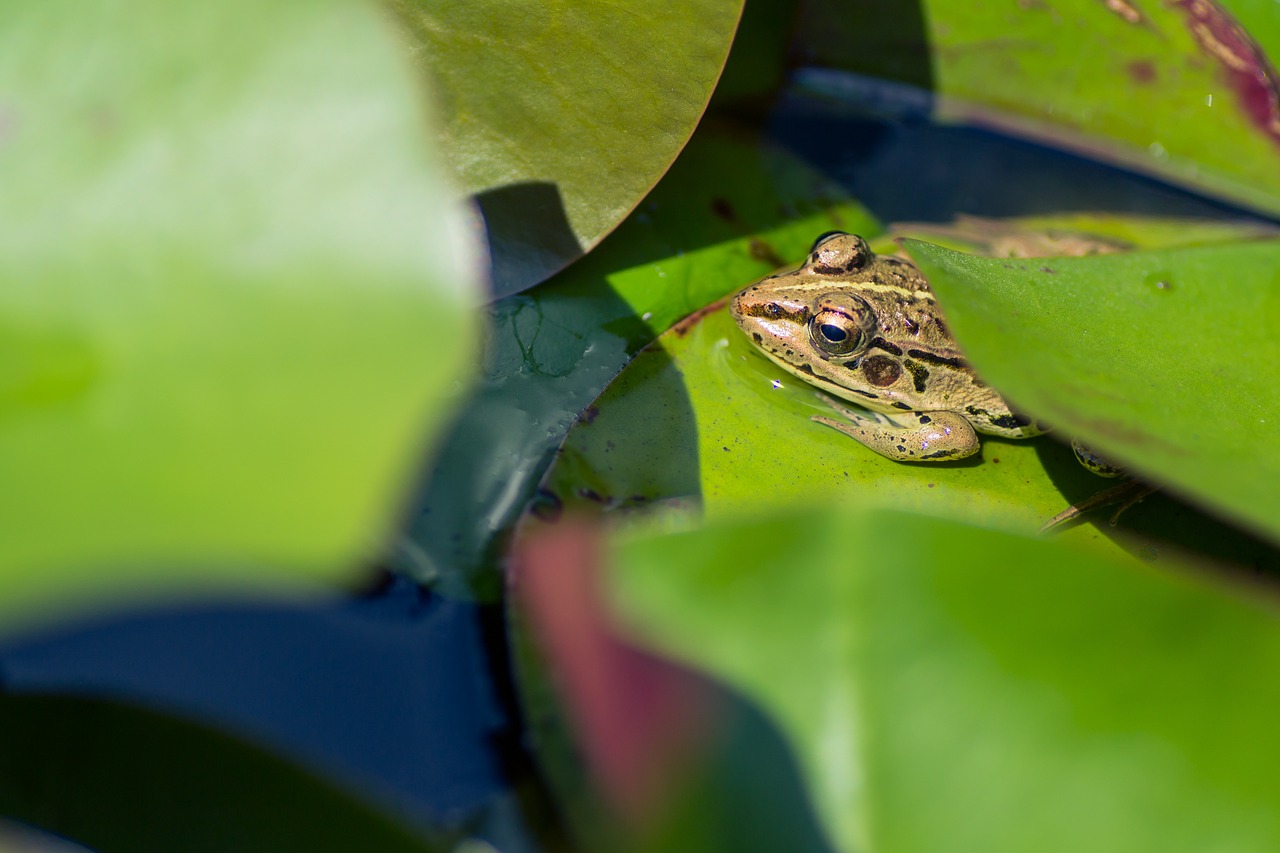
[810,230,847,253]
[820,323,847,342]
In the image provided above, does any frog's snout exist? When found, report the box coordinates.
[728,288,746,324]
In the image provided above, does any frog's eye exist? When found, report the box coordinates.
[810,308,868,356]
[809,231,847,253]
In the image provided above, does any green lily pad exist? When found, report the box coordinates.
[796,0,1280,214]
[405,122,880,599]
[605,506,1280,852]
[395,0,745,296]
[539,218,1280,571]
[0,0,480,629]
[904,237,1280,545]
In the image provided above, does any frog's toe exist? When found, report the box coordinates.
[1071,438,1124,477]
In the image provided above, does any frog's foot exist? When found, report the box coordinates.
[1070,438,1125,478]
[812,394,979,462]
[1039,479,1157,534]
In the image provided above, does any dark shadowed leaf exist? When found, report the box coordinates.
[0,694,448,852]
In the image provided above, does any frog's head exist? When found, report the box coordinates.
[731,232,881,380]
[730,231,944,409]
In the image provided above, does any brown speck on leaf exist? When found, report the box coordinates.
[711,197,737,223]
[1040,266,1056,274]
[748,237,785,268]
[580,405,600,425]
[1127,59,1157,84]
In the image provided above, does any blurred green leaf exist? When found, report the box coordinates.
[796,0,1280,214]
[395,0,745,296]
[0,693,448,852]
[905,237,1280,544]
[405,122,879,598]
[508,519,833,853]
[607,506,1280,852]
[0,0,480,627]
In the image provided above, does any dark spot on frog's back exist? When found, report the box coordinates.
[752,332,763,344]
[868,337,903,356]
[989,413,1032,430]
[903,359,929,393]
[907,349,966,370]
[799,363,815,375]
[861,355,901,387]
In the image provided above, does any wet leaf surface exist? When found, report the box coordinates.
[405,122,880,599]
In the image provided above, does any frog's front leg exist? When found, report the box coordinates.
[811,396,979,462]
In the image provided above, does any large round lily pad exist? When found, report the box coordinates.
[0,0,481,629]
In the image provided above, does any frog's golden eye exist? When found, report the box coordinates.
[810,309,867,356]
[810,293,875,357]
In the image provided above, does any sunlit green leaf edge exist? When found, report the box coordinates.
[904,237,1280,545]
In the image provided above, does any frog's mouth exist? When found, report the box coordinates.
[734,322,856,399]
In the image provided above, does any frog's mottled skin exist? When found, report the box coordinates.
[730,232,1047,463]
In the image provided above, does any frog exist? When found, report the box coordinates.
[729,231,1138,522]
